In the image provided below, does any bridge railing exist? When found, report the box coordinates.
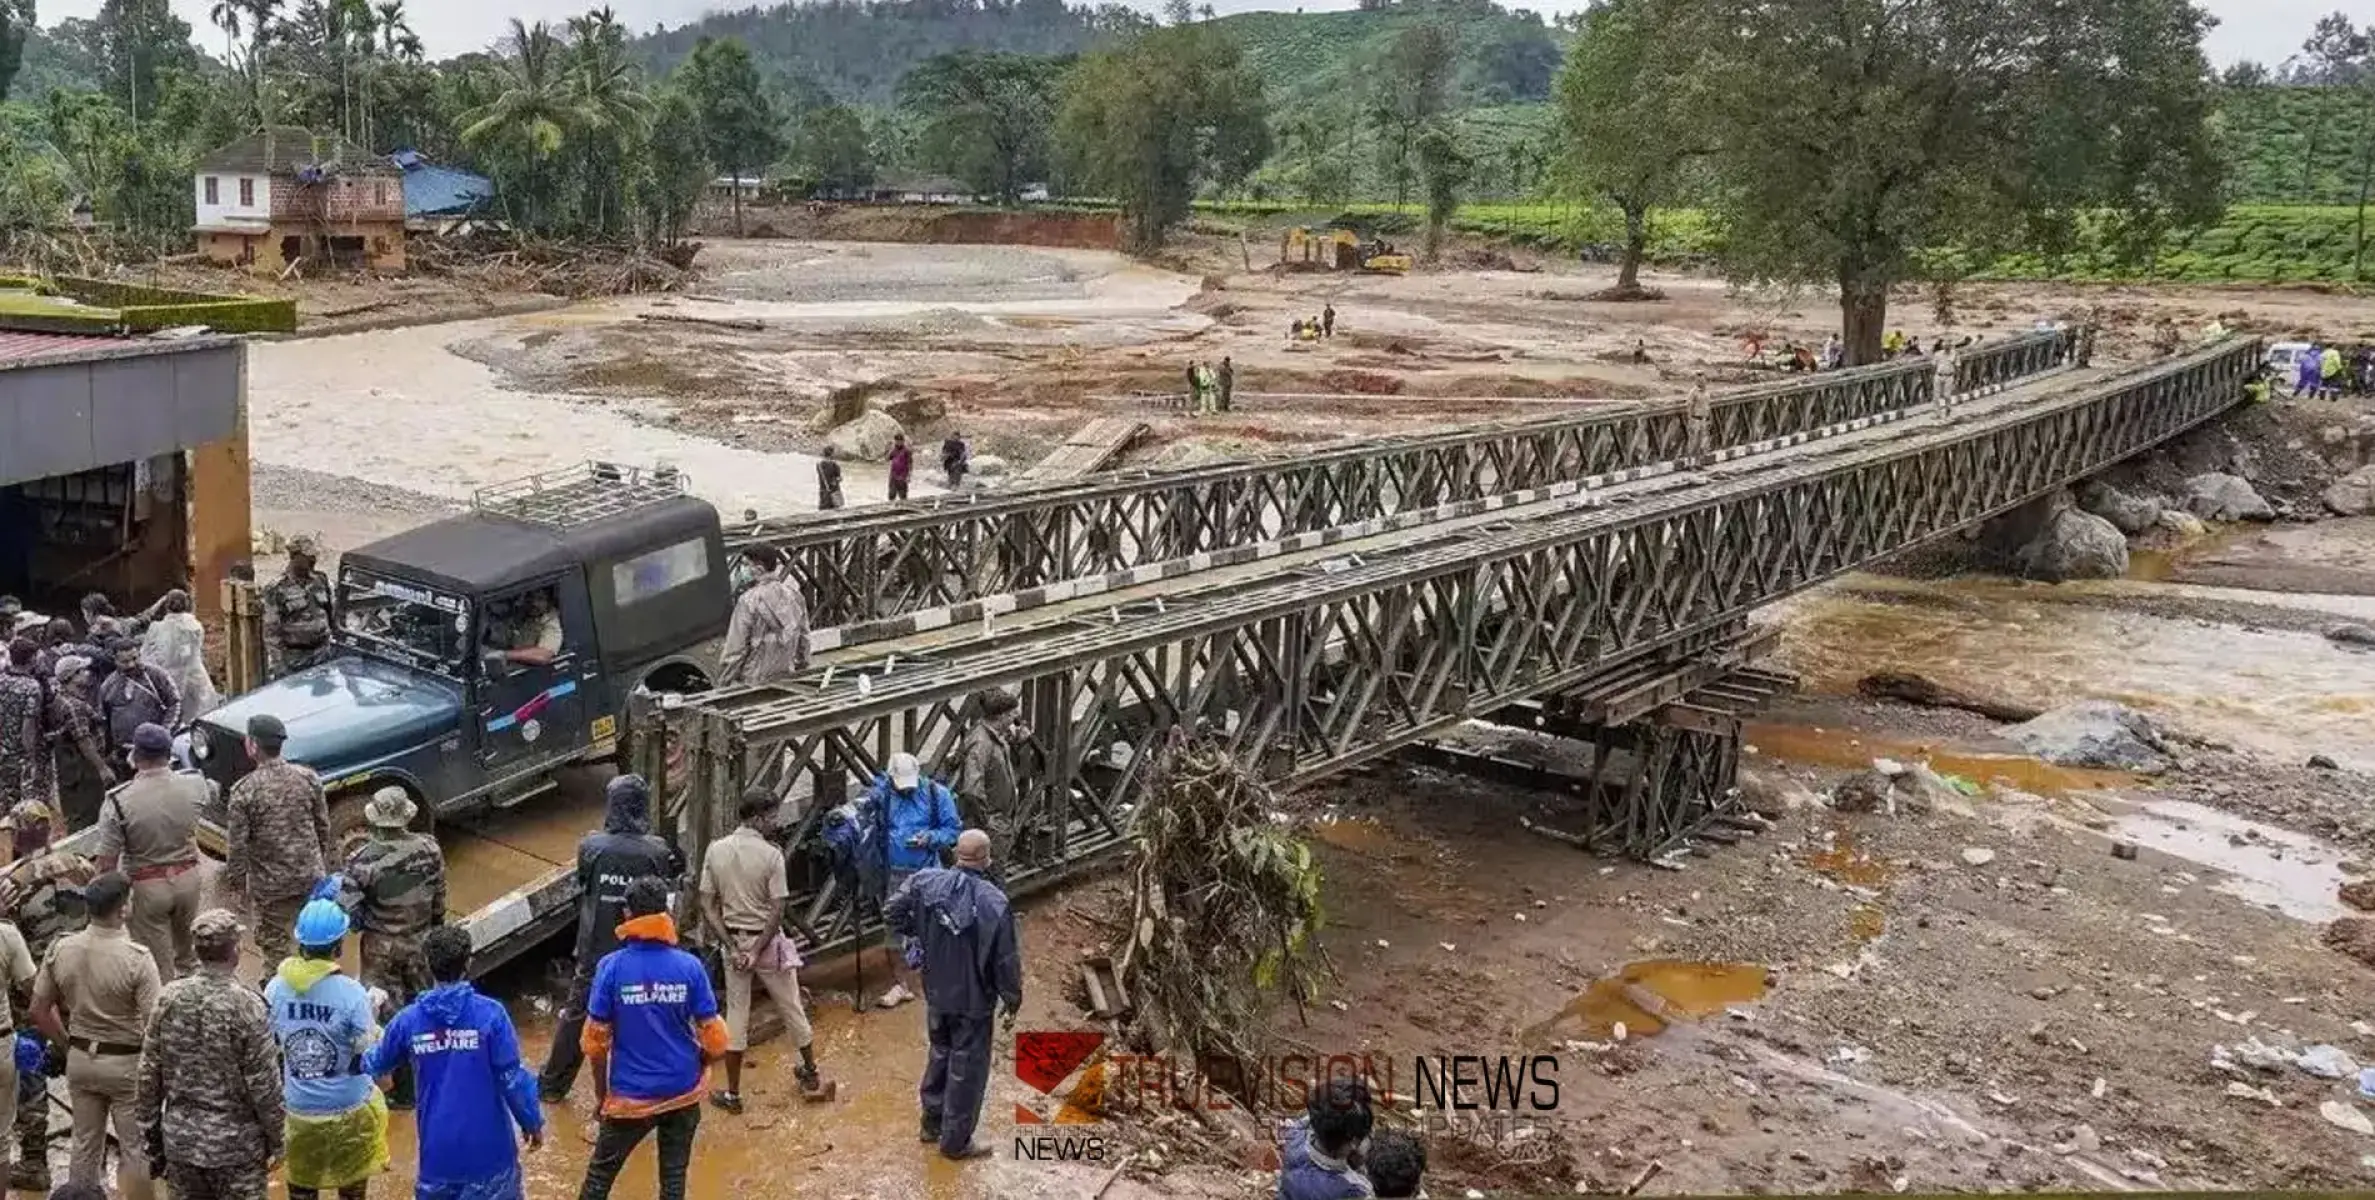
[1955,326,2081,397]
[739,336,2071,628]
[651,337,2256,957]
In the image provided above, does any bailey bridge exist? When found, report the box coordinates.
[581,332,2258,964]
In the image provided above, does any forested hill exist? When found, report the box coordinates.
[1221,2,1564,108]
[625,0,1149,106]
[622,0,1564,109]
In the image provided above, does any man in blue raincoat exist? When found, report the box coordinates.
[886,829,1020,1161]
[365,926,545,1200]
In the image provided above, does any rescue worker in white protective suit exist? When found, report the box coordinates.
[137,590,219,719]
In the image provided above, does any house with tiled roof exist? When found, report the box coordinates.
[192,126,407,274]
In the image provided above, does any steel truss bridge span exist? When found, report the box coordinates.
[735,331,2078,626]
[642,338,2250,957]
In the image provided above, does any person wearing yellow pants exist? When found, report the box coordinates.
[265,890,390,1199]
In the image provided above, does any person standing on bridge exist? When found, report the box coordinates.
[816,447,845,510]
[717,546,810,689]
[1218,357,1235,413]
[539,775,677,1104]
[135,908,283,1200]
[952,690,1026,869]
[887,434,915,502]
[92,725,204,983]
[342,787,447,1109]
[1322,303,1336,338]
[222,714,334,976]
[885,829,1018,1161]
[1684,373,1712,462]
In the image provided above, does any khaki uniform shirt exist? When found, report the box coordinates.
[93,769,206,871]
[0,923,35,1033]
[700,826,787,947]
[35,923,161,1047]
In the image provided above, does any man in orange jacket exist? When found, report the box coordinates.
[576,878,727,1200]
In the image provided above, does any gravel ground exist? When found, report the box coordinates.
[252,463,462,518]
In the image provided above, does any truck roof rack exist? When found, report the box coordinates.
[471,462,690,530]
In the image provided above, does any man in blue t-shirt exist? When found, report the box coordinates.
[364,926,545,1200]
[576,878,727,1200]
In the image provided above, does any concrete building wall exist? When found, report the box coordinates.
[195,171,271,228]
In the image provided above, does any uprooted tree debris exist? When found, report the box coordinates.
[1113,734,1330,1073]
[408,232,701,298]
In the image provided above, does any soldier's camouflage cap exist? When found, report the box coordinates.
[0,799,54,830]
[190,908,244,947]
[287,535,321,558]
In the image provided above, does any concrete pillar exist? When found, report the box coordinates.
[187,343,252,634]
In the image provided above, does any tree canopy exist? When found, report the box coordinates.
[1553,0,1701,292]
[897,49,1062,203]
[1055,21,1269,251]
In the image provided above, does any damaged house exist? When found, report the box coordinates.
[192,126,406,274]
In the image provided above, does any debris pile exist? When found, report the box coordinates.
[409,233,699,297]
[1113,734,1330,1070]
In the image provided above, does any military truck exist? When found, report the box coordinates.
[188,464,731,845]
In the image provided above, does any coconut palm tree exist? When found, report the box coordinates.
[373,0,418,61]
[462,19,576,228]
[565,8,653,234]
[208,0,242,65]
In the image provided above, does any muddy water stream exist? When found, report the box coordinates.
[1773,570,2375,770]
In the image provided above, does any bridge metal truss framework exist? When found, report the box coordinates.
[736,331,2079,628]
[642,337,2252,960]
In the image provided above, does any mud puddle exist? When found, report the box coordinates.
[1524,960,1770,1044]
[1745,722,2133,796]
[2099,796,2353,923]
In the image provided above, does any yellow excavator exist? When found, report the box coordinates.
[1281,226,1411,275]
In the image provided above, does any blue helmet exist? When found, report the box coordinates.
[295,898,350,948]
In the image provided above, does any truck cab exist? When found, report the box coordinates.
[189,464,731,836]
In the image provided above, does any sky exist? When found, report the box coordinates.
[36,0,2328,72]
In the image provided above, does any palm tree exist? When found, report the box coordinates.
[373,0,417,61]
[564,8,653,236]
[462,19,576,227]
[208,0,242,66]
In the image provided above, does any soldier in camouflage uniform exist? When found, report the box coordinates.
[134,909,284,1200]
[341,786,444,1108]
[220,714,333,970]
[0,641,46,812]
[0,799,92,1191]
[263,537,336,681]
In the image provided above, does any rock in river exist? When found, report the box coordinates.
[2016,506,2129,582]
[2004,701,2171,773]
[823,409,905,462]
[2329,624,2375,650]
[2180,473,2275,522]
[2326,465,2375,517]
[2076,479,2163,535]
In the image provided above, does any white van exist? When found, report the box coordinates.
[2265,341,2314,375]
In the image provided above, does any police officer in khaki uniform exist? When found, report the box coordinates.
[91,725,205,982]
[263,536,336,680]
[30,871,160,1200]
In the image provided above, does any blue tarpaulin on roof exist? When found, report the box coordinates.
[390,149,494,218]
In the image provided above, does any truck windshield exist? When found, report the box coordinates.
[338,570,471,675]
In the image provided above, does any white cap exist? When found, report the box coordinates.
[888,752,921,789]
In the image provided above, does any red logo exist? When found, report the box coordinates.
[1014,1031,1106,1125]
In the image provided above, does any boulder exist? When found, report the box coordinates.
[2015,507,2129,582]
[2340,879,2375,913]
[2005,700,2172,773]
[2180,473,2275,522]
[2076,480,2163,535]
[1830,769,1894,814]
[1738,765,1821,818]
[2322,917,2375,971]
[2324,465,2375,517]
[1896,765,1970,815]
[2328,623,2375,649]
[2156,509,2208,540]
[824,410,905,461]
[971,453,1011,479]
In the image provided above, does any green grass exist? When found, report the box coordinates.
[0,293,125,333]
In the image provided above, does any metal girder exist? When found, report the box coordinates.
[737,330,2077,626]
[655,336,2240,956]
